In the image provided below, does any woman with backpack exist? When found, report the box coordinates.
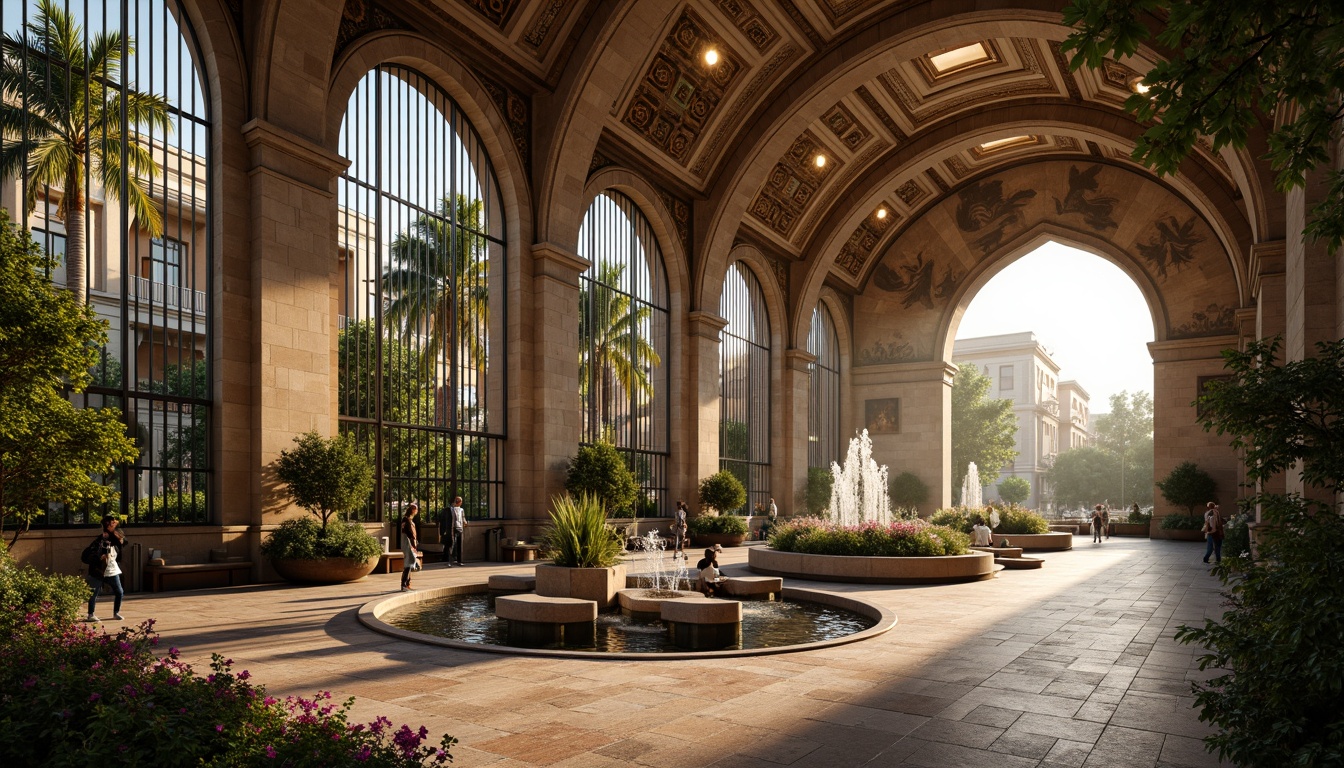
[81,515,128,622]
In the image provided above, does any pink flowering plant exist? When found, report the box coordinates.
[767,516,970,556]
[0,612,455,766]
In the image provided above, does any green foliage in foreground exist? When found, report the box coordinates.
[769,517,969,557]
[1160,513,1204,531]
[1174,337,1344,765]
[698,470,746,515]
[259,517,381,562]
[0,210,138,539]
[687,514,748,536]
[0,539,87,633]
[540,494,624,569]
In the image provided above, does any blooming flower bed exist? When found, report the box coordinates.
[768,517,970,557]
[0,613,455,766]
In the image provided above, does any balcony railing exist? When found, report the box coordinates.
[131,276,206,314]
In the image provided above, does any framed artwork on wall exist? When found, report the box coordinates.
[865,398,900,434]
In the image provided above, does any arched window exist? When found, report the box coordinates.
[577,192,670,515]
[807,304,841,469]
[337,65,506,523]
[719,261,770,514]
[1,1,213,525]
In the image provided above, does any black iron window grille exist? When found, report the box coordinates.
[719,261,770,515]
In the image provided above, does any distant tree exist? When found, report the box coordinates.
[997,476,1031,505]
[579,262,662,434]
[888,471,930,509]
[1156,461,1216,514]
[951,365,1018,500]
[1062,1,1344,250]
[1093,391,1155,506]
[1045,447,1115,510]
[699,471,746,516]
[0,210,137,540]
[805,467,833,515]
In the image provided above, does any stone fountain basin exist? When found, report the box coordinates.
[748,547,995,584]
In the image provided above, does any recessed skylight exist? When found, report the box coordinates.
[928,43,991,74]
[977,135,1034,152]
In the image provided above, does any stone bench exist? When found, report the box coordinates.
[487,574,536,592]
[721,576,782,599]
[998,556,1044,570]
[494,594,597,647]
[971,545,1023,558]
[501,544,542,562]
[661,597,743,651]
[144,562,252,593]
[375,552,423,574]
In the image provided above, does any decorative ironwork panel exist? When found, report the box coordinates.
[807,305,841,469]
[719,262,770,514]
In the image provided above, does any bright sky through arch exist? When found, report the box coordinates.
[954,241,1154,412]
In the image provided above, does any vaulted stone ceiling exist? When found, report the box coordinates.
[373,0,1265,307]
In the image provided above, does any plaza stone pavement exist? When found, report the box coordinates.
[131,536,1228,768]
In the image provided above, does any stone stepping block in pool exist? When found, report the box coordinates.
[721,576,783,599]
[487,574,536,592]
[494,594,598,647]
[661,596,743,651]
[996,556,1044,569]
[971,546,1023,558]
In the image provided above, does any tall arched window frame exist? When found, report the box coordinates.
[337,65,507,523]
[807,304,841,469]
[1,0,214,525]
[577,192,670,515]
[719,261,770,514]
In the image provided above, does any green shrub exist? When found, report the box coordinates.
[259,517,381,561]
[805,467,833,515]
[1127,506,1153,524]
[564,441,639,516]
[1222,512,1251,560]
[768,517,969,557]
[888,471,929,509]
[995,504,1049,535]
[1156,461,1217,514]
[996,477,1031,505]
[929,507,973,534]
[687,514,748,535]
[274,431,375,529]
[1160,513,1205,531]
[0,540,87,633]
[540,494,624,568]
[698,471,746,515]
[132,490,207,523]
[0,616,455,766]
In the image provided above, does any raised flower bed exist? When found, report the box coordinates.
[747,517,994,584]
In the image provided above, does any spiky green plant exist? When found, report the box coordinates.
[539,493,624,569]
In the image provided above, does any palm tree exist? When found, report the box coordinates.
[380,194,491,376]
[0,0,171,302]
[579,262,662,434]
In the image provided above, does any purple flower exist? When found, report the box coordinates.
[265,746,277,759]
[89,693,101,702]
[215,724,224,733]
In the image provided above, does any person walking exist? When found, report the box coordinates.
[1202,501,1224,564]
[1091,504,1105,543]
[672,500,689,559]
[82,515,127,622]
[399,503,420,591]
[1101,505,1111,540]
[444,496,465,566]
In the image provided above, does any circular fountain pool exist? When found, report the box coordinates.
[359,585,895,659]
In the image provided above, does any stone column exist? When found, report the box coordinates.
[529,243,590,516]
[1251,240,1286,344]
[850,361,956,514]
[1148,336,1243,536]
[683,311,727,510]
[781,349,816,516]
[1285,170,1337,362]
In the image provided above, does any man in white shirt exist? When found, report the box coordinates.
[970,517,993,547]
[442,496,465,566]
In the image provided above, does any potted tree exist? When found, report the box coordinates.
[535,494,627,609]
[1155,461,1216,540]
[693,471,749,547]
[261,431,381,584]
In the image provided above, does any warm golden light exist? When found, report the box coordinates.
[814,154,827,168]
[928,42,991,74]
[1131,78,1150,95]
[704,49,719,66]
[876,207,888,220]
[977,135,1033,152]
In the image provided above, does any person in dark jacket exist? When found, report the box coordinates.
[399,503,420,591]
[82,515,127,622]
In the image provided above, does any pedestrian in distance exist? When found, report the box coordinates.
[1091,504,1105,543]
[1202,501,1224,564]
[399,503,420,591]
[443,496,466,566]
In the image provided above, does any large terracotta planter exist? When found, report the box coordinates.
[270,555,379,584]
[535,563,627,609]
[692,532,747,548]
[1110,522,1150,537]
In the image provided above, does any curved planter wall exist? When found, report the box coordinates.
[748,547,995,584]
[989,532,1073,551]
